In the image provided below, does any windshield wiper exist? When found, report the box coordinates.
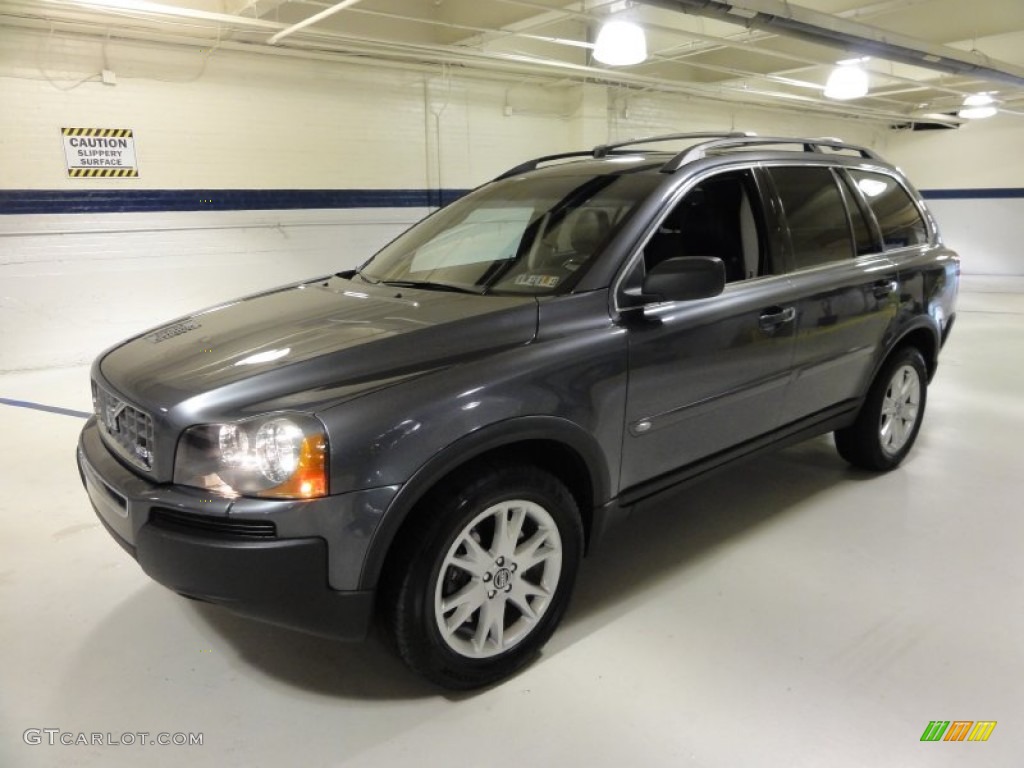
[378,279,484,295]
[348,268,380,285]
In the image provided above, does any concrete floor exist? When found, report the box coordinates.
[2,282,1022,768]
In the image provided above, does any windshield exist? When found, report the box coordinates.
[358,172,660,295]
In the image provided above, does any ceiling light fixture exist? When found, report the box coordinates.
[593,20,647,67]
[824,61,869,100]
[957,93,998,120]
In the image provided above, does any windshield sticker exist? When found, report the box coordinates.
[514,274,560,289]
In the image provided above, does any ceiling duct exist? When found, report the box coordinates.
[890,116,962,131]
[639,0,1024,89]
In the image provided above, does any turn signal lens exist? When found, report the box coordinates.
[256,434,328,499]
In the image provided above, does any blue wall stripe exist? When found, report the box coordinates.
[0,188,472,215]
[0,397,90,419]
[1,187,1019,215]
[921,188,1024,200]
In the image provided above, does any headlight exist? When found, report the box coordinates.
[174,413,328,499]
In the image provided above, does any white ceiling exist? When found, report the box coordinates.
[4,0,1024,126]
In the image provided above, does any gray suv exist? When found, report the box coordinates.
[77,133,959,689]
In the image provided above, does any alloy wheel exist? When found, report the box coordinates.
[879,364,921,457]
[433,499,563,659]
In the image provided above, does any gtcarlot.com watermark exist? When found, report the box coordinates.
[24,729,203,747]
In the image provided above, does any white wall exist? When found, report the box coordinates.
[920,196,1023,277]
[882,117,1024,191]
[883,117,1024,277]
[2,24,1020,372]
[0,28,580,371]
[0,208,418,371]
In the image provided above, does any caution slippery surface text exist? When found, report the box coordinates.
[61,128,139,178]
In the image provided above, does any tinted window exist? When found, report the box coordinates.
[849,170,928,250]
[768,167,854,269]
[644,170,769,283]
[838,173,880,256]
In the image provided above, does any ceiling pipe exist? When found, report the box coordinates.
[0,1,967,127]
[14,0,971,107]
[268,0,364,45]
[638,0,1024,89]
[22,0,282,30]
[8,13,957,128]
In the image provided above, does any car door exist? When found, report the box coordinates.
[618,168,799,493]
[761,165,899,425]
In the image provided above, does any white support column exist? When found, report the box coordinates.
[568,83,611,149]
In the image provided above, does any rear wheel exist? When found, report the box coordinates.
[384,464,582,689]
[835,347,928,471]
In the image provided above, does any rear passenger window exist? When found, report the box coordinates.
[767,167,854,269]
[849,170,928,250]
[838,174,880,256]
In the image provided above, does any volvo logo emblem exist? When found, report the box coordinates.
[492,568,512,590]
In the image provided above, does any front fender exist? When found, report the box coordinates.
[315,290,628,589]
[355,415,613,589]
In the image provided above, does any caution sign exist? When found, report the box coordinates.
[62,127,139,178]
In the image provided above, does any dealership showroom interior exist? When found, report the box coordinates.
[2,0,1023,765]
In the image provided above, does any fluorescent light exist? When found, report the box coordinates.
[958,93,997,119]
[593,20,647,66]
[824,64,869,100]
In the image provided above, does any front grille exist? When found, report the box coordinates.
[92,381,156,471]
[149,508,277,539]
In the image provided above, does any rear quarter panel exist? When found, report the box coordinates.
[891,243,960,361]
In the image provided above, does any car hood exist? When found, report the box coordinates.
[97,275,538,420]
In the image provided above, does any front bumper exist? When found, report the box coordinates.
[77,418,398,640]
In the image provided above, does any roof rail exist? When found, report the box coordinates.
[494,150,600,181]
[493,131,755,181]
[593,131,755,157]
[660,135,882,172]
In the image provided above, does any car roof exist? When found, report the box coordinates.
[494,132,897,183]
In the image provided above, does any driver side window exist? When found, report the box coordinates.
[644,169,770,284]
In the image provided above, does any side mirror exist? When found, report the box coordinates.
[642,256,725,303]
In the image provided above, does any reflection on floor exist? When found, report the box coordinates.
[2,285,1022,767]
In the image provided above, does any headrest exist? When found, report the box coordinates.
[570,208,611,255]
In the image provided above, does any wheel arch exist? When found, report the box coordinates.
[359,416,612,590]
[889,320,940,382]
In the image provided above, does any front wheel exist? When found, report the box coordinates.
[835,347,928,471]
[384,464,583,689]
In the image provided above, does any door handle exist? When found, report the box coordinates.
[759,306,796,331]
[872,279,898,299]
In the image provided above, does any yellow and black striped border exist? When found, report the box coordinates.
[62,127,133,138]
[68,168,139,178]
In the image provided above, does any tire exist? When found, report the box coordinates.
[835,346,928,471]
[383,464,583,690]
